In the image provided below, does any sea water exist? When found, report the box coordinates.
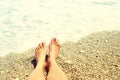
[0,0,120,56]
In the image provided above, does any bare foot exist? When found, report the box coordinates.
[46,38,61,73]
[48,38,60,60]
[35,42,47,68]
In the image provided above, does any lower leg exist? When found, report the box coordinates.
[46,58,68,80]
[46,38,68,80]
[27,42,47,80]
[27,61,45,80]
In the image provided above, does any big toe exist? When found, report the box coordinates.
[41,42,46,48]
[51,38,57,43]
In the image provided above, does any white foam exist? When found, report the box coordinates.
[0,0,120,56]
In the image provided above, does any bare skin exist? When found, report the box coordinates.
[27,42,47,80]
[27,38,68,80]
[46,38,68,80]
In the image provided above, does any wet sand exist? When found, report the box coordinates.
[0,30,120,80]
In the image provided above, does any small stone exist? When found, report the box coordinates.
[65,60,72,64]
[14,78,19,80]
[105,40,108,43]
[113,65,118,67]
[26,73,29,77]
[80,50,85,53]
[6,70,9,72]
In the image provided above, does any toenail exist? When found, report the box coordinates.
[42,42,45,46]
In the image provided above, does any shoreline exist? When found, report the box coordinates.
[0,30,120,80]
[0,29,119,57]
[0,0,120,57]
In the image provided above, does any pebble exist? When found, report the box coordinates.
[26,73,29,77]
[6,70,9,72]
[105,40,108,43]
[65,60,73,64]
[14,78,19,80]
[80,50,85,53]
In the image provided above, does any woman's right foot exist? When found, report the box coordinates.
[35,42,47,69]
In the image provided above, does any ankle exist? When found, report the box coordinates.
[48,57,56,64]
[36,61,44,67]
[48,51,57,59]
[47,57,56,70]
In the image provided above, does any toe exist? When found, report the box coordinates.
[56,43,60,47]
[42,42,46,48]
[39,43,42,48]
[55,39,59,44]
[51,38,56,43]
[35,46,39,52]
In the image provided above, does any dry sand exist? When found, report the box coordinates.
[0,30,120,80]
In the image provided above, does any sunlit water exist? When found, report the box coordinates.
[0,0,120,56]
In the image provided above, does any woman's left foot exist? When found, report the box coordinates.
[35,42,47,68]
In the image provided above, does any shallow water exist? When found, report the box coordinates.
[0,0,120,56]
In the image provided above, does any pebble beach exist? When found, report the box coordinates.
[0,30,120,80]
[0,0,120,80]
